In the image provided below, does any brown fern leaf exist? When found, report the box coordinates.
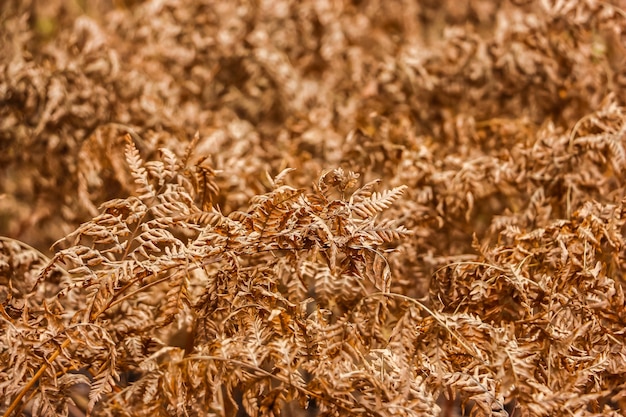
[155,272,191,328]
[124,135,157,202]
[350,185,409,220]
[248,185,303,243]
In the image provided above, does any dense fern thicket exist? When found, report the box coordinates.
[1,0,626,416]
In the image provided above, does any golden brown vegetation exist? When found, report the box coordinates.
[2,0,626,416]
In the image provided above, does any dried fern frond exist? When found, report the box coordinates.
[1,138,411,416]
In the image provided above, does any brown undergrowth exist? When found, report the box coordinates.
[2,0,626,416]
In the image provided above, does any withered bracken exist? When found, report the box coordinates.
[1,0,626,416]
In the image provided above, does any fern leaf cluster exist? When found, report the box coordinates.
[2,140,417,416]
[2,0,626,416]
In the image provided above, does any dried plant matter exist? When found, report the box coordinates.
[2,140,416,416]
[2,0,626,416]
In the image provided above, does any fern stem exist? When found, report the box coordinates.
[105,255,222,311]
[364,292,488,364]
[4,338,72,417]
